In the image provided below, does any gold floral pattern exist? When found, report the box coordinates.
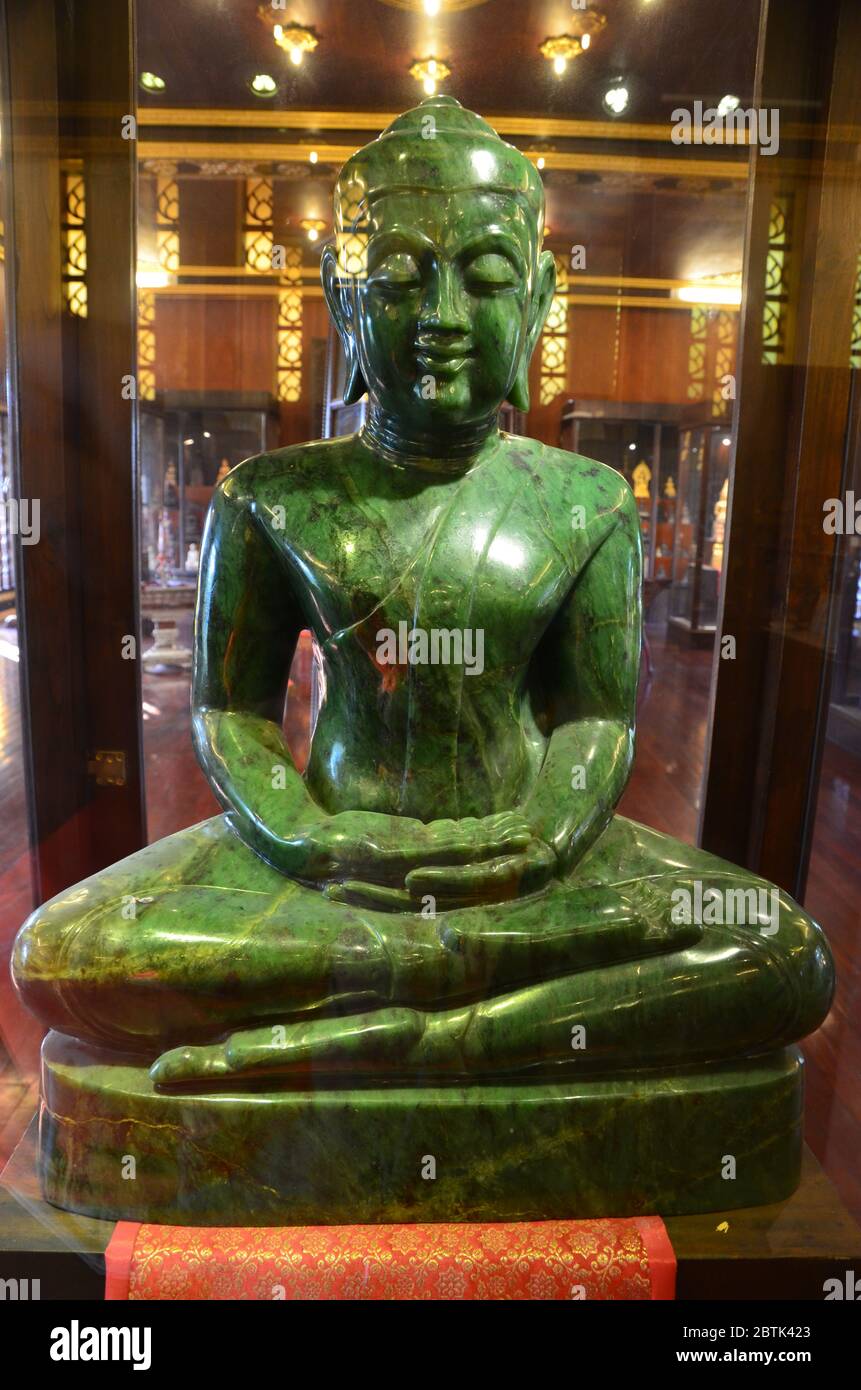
[117,1217,674,1301]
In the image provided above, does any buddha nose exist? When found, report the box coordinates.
[418,261,471,338]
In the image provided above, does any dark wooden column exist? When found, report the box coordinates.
[1,0,144,904]
[699,0,861,900]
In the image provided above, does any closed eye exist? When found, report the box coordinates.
[463,252,520,293]
[367,252,422,291]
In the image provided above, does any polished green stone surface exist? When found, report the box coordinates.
[12,97,834,1223]
[40,1033,804,1224]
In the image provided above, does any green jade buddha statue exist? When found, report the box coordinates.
[12,99,834,1225]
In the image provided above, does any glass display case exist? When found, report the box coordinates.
[0,0,859,1326]
[140,395,278,584]
[559,400,680,585]
[667,425,733,645]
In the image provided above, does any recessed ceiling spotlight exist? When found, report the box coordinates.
[603,81,630,116]
[139,71,166,92]
[722,436,733,446]
[309,150,319,164]
[717,94,740,117]
[537,156,546,170]
[424,0,441,14]
[250,73,277,97]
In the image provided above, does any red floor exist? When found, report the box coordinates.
[1,624,859,1226]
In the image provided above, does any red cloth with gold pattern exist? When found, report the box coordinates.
[105,1217,675,1300]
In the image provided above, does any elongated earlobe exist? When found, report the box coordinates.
[507,249,556,413]
[342,334,368,405]
[507,362,531,413]
[321,243,368,404]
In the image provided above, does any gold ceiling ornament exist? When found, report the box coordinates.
[378,1,488,12]
[409,58,452,97]
[257,10,320,65]
[274,24,318,65]
[540,7,607,75]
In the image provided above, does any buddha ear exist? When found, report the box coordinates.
[508,249,557,413]
[321,243,368,405]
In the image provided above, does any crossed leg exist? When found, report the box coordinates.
[13,812,833,1084]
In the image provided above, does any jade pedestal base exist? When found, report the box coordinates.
[38,1032,804,1225]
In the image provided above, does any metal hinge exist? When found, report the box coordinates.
[87,750,127,787]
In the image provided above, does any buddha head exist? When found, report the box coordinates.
[321,96,556,444]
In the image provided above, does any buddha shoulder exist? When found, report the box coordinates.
[213,436,353,513]
[504,435,638,532]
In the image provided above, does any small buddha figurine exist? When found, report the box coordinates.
[12,99,833,1222]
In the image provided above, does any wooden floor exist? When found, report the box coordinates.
[1,624,859,1229]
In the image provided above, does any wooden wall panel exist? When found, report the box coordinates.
[179,179,242,268]
[617,310,695,406]
[527,305,734,446]
[568,306,621,400]
[155,295,277,394]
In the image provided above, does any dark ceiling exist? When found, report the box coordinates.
[137,0,761,125]
[136,1,759,286]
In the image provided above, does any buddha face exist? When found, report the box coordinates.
[325,187,556,438]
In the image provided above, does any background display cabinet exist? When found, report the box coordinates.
[666,426,733,647]
[138,394,279,673]
[560,401,732,646]
[140,393,279,585]
[560,400,680,586]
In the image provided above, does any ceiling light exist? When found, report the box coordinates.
[250,73,277,97]
[203,431,211,439]
[603,82,630,116]
[628,442,637,451]
[139,72,165,92]
[675,284,742,306]
[717,94,740,117]
[136,268,171,289]
[537,156,546,169]
[183,438,195,446]
[540,9,605,75]
[309,150,318,164]
[722,436,732,446]
[301,218,327,243]
[424,0,441,13]
[540,37,584,75]
[272,23,319,66]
